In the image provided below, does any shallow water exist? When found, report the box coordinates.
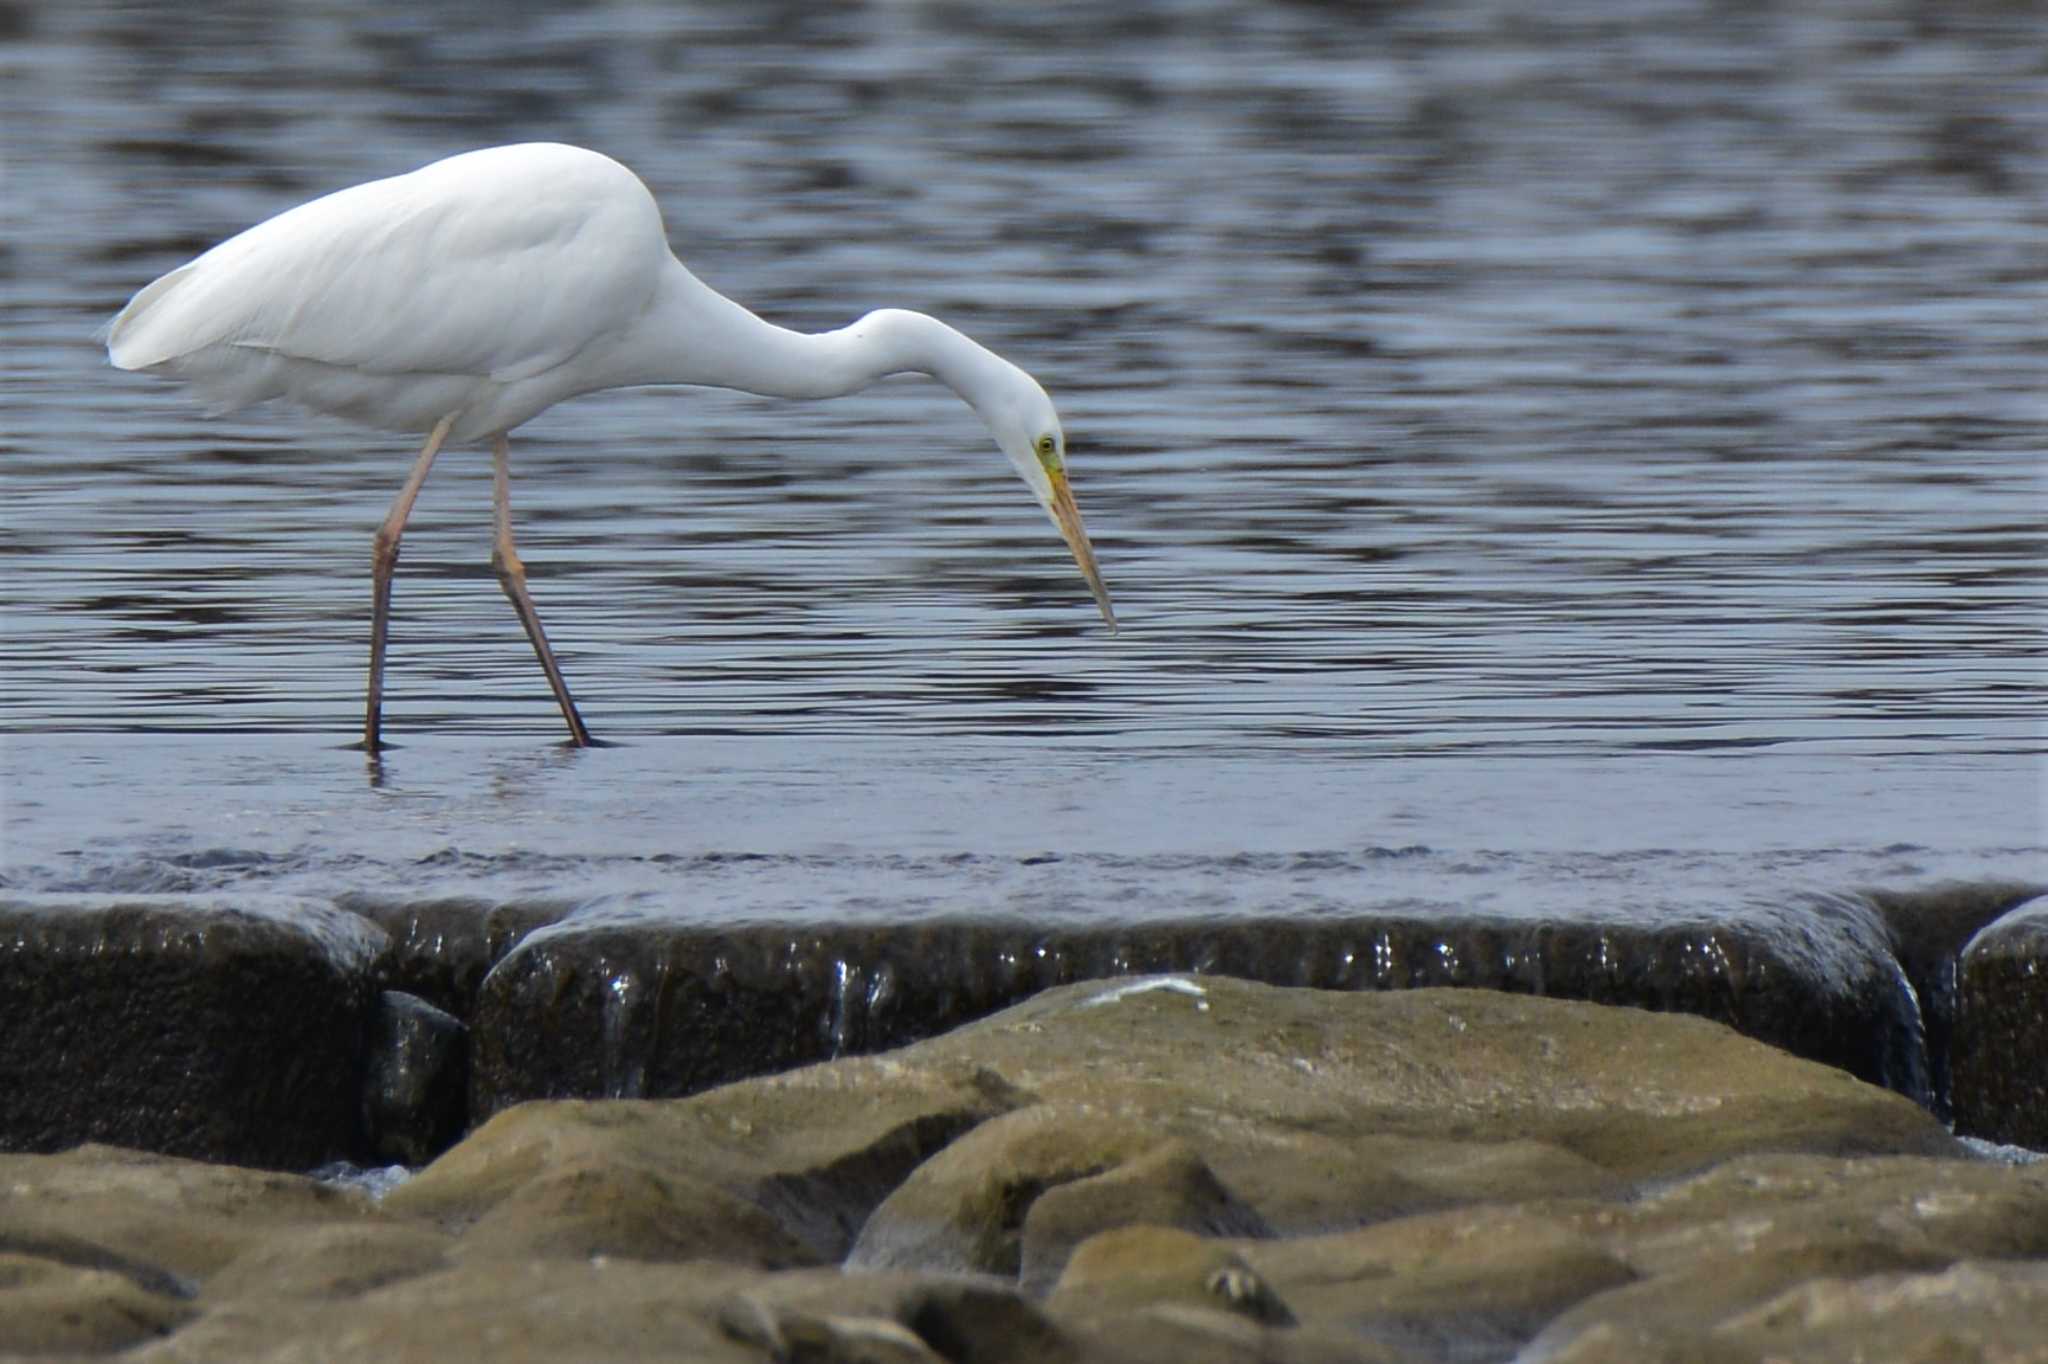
[2,1,2043,913]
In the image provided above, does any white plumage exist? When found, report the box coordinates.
[109,143,1113,751]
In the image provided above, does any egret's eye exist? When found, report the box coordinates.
[1034,434,1058,468]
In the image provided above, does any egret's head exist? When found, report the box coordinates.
[981,367,1116,633]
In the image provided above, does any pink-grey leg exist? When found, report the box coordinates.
[362,414,454,751]
[493,435,594,747]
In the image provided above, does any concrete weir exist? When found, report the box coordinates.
[1,881,2042,1169]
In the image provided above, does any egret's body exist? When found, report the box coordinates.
[109,143,1112,750]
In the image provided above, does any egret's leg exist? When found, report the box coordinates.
[363,414,455,751]
[492,435,594,747]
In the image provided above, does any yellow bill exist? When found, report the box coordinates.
[1048,467,1116,633]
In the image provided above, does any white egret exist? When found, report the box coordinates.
[107,142,1114,751]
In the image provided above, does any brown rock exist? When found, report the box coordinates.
[1531,1256,2048,1364]
[1021,1141,1270,1295]
[1074,1306,1418,1364]
[896,977,1957,1226]
[201,1221,453,1303]
[716,1290,951,1363]
[848,1107,1266,1283]
[1048,1226,1294,1326]
[1715,1259,2048,1363]
[1506,1152,2048,1361]
[387,1056,1018,1261]
[0,1250,197,1355]
[0,1144,379,1282]
[690,1266,1082,1364]
[455,1158,815,1267]
[1236,1204,1633,1357]
[125,1258,758,1363]
[1611,1152,2048,1275]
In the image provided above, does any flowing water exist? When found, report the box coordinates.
[2,0,2043,917]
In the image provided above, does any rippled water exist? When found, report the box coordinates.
[2,1,2042,910]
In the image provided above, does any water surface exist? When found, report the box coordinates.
[2,1,2042,912]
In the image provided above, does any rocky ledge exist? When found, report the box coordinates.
[4,978,2045,1363]
[1,880,2043,1170]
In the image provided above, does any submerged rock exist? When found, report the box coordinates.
[0,895,386,1169]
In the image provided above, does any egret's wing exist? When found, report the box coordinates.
[109,146,665,386]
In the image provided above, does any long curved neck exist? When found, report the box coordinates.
[612,260,1013,408]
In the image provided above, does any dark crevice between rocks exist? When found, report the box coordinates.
[751,1108,1005,1263]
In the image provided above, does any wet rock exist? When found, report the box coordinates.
[1868,879,2045,1122]
[1951,894,2048,1147]
[0,895,387,1168]
[468,916,1066,1121]
[337,893,576,1019]
[361,990,469,1167]
[467,899,1934,1121]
